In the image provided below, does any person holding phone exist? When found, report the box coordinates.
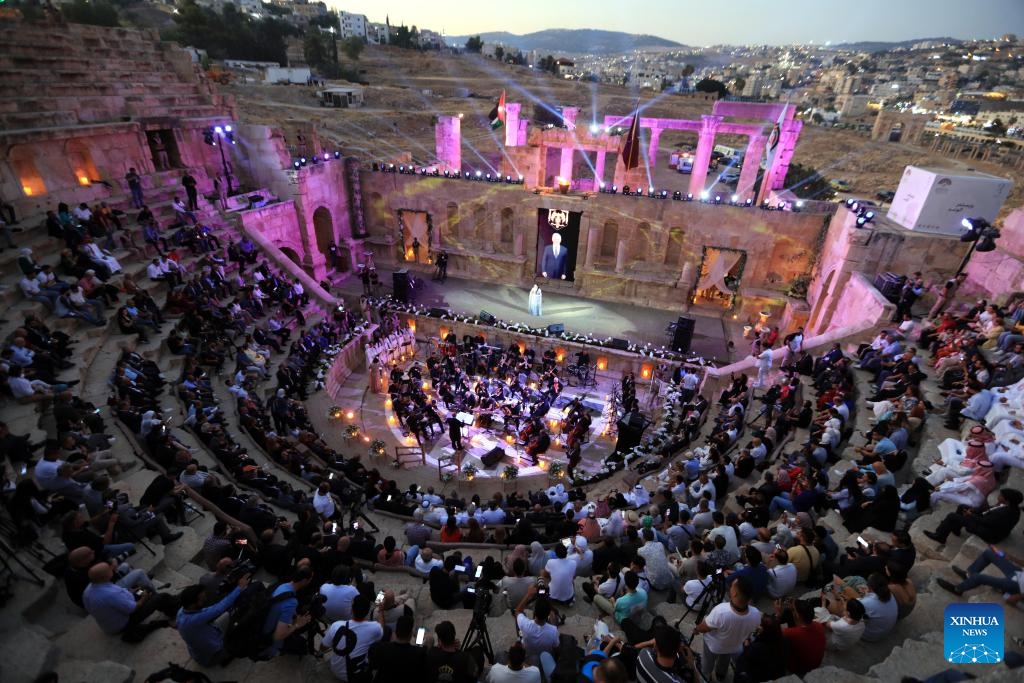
[367,614,429,682]
[514,586,560,665]
[176,572,251,666]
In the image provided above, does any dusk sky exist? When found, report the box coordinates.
[327,0,1024,45]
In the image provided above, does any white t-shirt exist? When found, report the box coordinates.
[701,602,762,655]
[487,664,542,683]
[827,616,866,651]
[320,583,360,622]
[708,526,740,561]
[766,563,798,598]
[313,491,336,519]
[544,556,579,602]
[323,619,383,681]
[516,613,559,659]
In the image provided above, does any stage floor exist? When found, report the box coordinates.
[332,269,743,365]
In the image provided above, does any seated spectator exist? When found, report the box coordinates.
[777,598,826,676]
[425,620,478,683]
[175,573,251,666]
[936,545,1023,605]
[924,488,1023,544]
[487,642,542,683]
[321,594,384,681]
[765,548,798,598]
[368,614,429,682]
[817,596,866,651]
[514,587,559,665]
[858,573,898,642]
[82,562,178,642]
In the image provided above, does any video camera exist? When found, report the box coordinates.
[219,559,257,593]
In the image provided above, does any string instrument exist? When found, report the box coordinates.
[525,429,551,457]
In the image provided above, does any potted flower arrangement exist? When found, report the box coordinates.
[502,464,519,481]
[547,460,565,479]
[329,406,344,419]
[461,463,478,481]
[344,424,359,438]
[369,439,387,458]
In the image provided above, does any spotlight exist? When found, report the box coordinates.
[293,160,300,169]
[300,157,307,166]
[518,175,524,183]
[399,165,406,173]
[855,216,868,227]
[334,151,341,159]
[388,163,395,171]
[864,210,875,221]
[324,153,331,161]
[214,125,224,134]
[444,170,450,177]
[432,169,439,176]
[507,175,513,183]
[224,125,232,133]
[745,198,753,206]
[731,194,739,204]
[475,170,482,178]
[845,198,856,209]
[961,217,974,230]
[686,193,694,201]
[778,201,786,210]
[672,191,682,200]
[485,173,491,181]
[647,186,655,197]
[795,200,805,210]
[599,181,606,192]
[420,167,427,175]
[660,190,668,199]
[762,199,771,209]
[589,123,600,134]
[714,195,722,204]
[611,185,618,193]
[850,201,860,213]
[622,185,631,195]
[464,171,470,179]
[312,155,320,164]
[203,129,215,146]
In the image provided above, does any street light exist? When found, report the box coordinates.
[956,217,1001,275]
[205,125,235,195]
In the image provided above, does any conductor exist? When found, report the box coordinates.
[541,232,569,280]
[447,415,464,451]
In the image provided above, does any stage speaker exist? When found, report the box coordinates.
[392,270,410,304]
[547,323,565,334]
[608,337,629,351]
[479,310,497,325]
[671,316,695,354]
[429,307,449,318]
[481,446,505,468]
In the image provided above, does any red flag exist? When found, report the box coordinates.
[621,109,641,170]
[488,90,506,130]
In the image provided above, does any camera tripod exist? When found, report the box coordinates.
[675,571,728,635]
[461,593,495,664]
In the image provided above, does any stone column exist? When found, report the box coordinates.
[647,127,663,169]
[615,239,628,274]
[559,148,574,183]
[504,103,521,147]
[435,115,461,174]
[514,231,524,258]
[737,134,766,202]
[688,115,723,197]
[757,118,802,205]
[585,225,600,269]
[595,150,607,188]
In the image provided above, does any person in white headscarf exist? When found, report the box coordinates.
[626,483,651,508]
[547,484,568,506]
[528,541,549,577]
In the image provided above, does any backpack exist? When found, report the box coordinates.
[330,621,372,683]
[799,545,828,589]
[223,582,294,660]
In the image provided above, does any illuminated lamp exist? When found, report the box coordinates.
[388,415,397,425]
[346,410,355,420]
[408,320,416,333]
[700,190,710,201]
[622,185,631,195]
[433,169,440,176]
[323,152,332,161]
[214,125,223,134]
[686,193,694,201]
[475,170,483,179]
[599,181,606,192]
[660,190,668,199]
[507,175,513,183]
[612,185,618,193]
[485,173,491,181]
[596,358,608,371]
[464,171,471,179]
[385,398,393,409]
[439,326,449,338]
[518,175,524,183]
[845,198,856,209]
[23,187,32,196]
[589,123,600,134]
[849,201,860,213]
[640,363,653,379]
[714,195,722,204]
[388,163,395,171]
[335,151,341,158]
[855,216,868,227]
[78,176,90,186]
[672,191,682,200]
[777,201,786,210]
[399,165,406,173]
[224,125,232,132]
[730,194,739,204]
[961,217,975,230]
[299,157,308,166]
[647,186,655,197]
[420,167,427,175]
[745,198,753,206]
[762,199,771,209]
[293,161,301,169]
[863,211,875,223]
[796,200,805,209]
[312,155,321,164]
[443,170,450,177]
[555,350,565,363]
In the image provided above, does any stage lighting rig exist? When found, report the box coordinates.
[672,191,682,200]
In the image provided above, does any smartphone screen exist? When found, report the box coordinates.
[475,565,484,579]
[561,537,572,549]
[857,536,869,548]
[376,591,384,604]
[416,628,425,645]
[329,472,335,480]
[331,523,338,534]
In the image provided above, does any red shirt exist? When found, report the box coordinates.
[783,622,826,676]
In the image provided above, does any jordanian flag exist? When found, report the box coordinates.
[488,90,506,130]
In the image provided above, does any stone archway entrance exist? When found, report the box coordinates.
[280,246,301,267]
[312,206,346,272]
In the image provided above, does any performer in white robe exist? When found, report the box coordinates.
[528,284,543,316]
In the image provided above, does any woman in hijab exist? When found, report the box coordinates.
[528,541,549,577]
[504,544,530,575]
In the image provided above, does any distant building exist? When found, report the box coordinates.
[339,12,368,41]
[368,21,390,45]
[835,94,873,118]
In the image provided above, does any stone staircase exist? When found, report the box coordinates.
[0,20,223,132]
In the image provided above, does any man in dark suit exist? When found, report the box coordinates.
[541,232,569,280]
[924,488,1022,544]
[447,415,463,451]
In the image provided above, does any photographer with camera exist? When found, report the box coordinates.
[176,571,252,666]
[514,585,559,665]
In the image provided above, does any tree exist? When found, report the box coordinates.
[494,45,504,61]
[341,36,364,61]
[304,31,330,70]
[465,35,483,53]
[694,77,728,99]
[733,77,746,94]
[63,0,120,27]
[784,163,834,200]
